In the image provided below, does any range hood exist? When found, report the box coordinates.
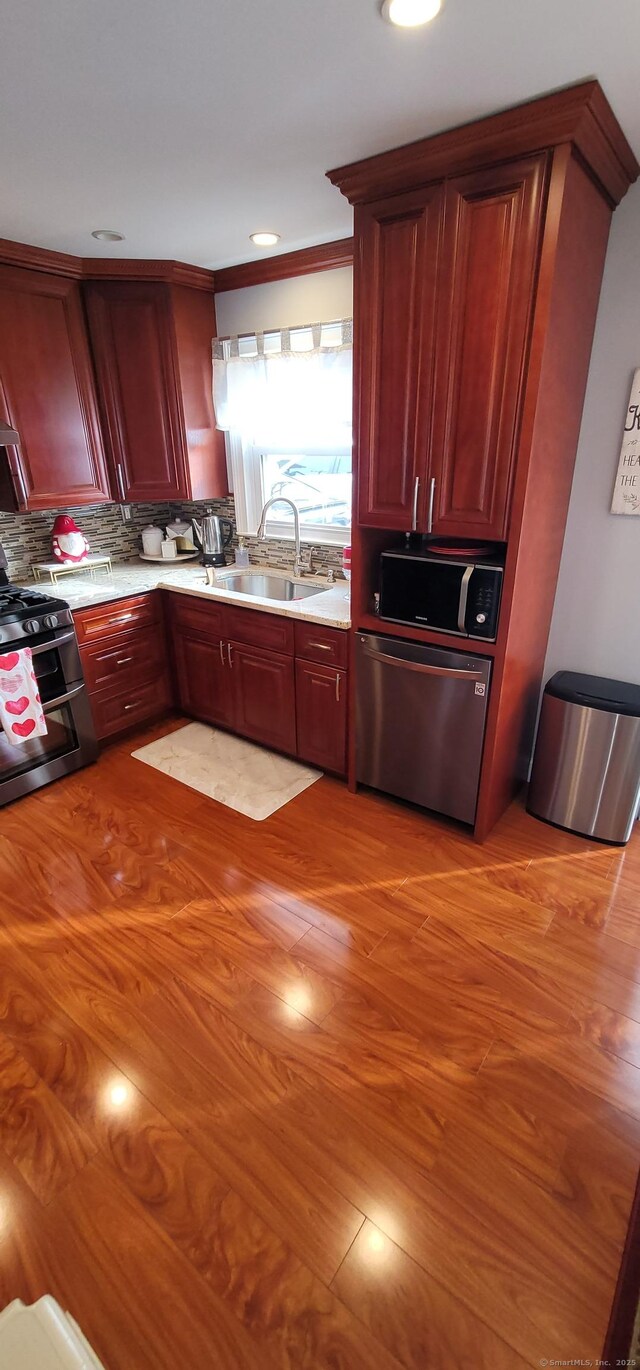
[0,423,19,445]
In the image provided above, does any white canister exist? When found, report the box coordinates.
[160,539,178,559]
[141,524,164,557]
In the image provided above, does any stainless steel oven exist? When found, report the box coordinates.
[0,595,97,806]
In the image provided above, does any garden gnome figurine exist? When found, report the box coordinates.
[51,514,90,563]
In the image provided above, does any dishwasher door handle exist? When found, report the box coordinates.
[360,644,485,682]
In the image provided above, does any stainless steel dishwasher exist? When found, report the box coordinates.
[356,632,492,825]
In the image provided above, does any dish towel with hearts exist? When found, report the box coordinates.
[0,648,47,745]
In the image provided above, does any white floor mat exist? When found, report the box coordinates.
[132,723,321,820]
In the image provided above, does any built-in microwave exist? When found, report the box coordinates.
[378,547,504,642]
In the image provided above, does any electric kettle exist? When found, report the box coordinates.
[192,510,234,566]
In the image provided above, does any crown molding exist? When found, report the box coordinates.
[0,237,83,278]
[0,234,351,293]
[213,237,354,293]
[82,259,215,290]
[0,238,215,290]
[327,80,639,208]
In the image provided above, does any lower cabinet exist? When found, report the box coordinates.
[74,592,170,741]
[295,660,347,775]
[173,631,234,729]
[168,594,348,775]
[231,642,296,754]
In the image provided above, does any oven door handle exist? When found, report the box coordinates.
[43,683,85,711]
[29,630,76,655]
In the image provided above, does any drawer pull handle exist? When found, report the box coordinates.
[116,656,133,666]
[336,673,341,703]
[308,641,332,651]
[123,701,141,711]
[112,613,135,625]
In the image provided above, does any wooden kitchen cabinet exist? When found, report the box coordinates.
[167,593,349,770]
[296,659,347,775]
[74,592,170,741]
[173,629,235,729]
[328,80,638,836]
[353,156,546,539]
[428,156,547,540]
[231,642,297,755]
[0,267,111,510]
[84,279,228,503]
[356,185,443,530]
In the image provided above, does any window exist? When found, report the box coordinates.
[213,320,352,545]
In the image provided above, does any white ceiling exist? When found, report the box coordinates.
[1,0,639,270]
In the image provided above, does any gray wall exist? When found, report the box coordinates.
[544,183,640,687]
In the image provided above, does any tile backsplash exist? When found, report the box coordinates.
[0,496,345,581]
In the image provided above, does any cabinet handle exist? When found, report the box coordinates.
[227,643,233,668]
[115,656,133,666]
[219,640,226,667]
[123,701,141,711]
[111,613,135,627]
[427,477,436,534]
[116,463,127,502]
[411,476,420,532]
[307,641,332,652]
[335,673,341,702]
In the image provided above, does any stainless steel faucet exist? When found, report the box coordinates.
[257,497,305,576]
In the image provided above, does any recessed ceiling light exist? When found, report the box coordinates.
[381,0,441,26]
[250,232,281,248]
[91,229,125,242]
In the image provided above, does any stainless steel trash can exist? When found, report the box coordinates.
[528,671,640,844]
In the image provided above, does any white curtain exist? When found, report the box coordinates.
[212,320,353,454]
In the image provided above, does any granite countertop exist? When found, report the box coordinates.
[42,561,351,630]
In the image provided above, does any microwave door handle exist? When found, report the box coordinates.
[29,631,76,655]
[457,565,474,634]
[360,645,484,682]
[43,683,85,710]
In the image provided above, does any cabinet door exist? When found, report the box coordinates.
[174,629,234,729]
[231,642,296,755]
[356,184,444,529]
[84,281,188,502]
[0,268,110,510]
[429,155,547,540]
[295,660,347,775]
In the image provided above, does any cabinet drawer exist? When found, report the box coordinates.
[81,624,163,694]
[226,605,294,655]
[168,593,227,641]
[74,593,159,644]
[294,621,348,668]
[90,677,169,740]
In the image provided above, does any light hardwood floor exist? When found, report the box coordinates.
[0,717,638,1369]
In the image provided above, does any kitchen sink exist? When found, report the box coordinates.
[220,573,325,601]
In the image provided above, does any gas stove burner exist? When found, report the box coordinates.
[0,579,72,642]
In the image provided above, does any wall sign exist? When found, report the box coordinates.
[612,368,640,515]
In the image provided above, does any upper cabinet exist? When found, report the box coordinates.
[0,267,110,510]
[429,157,547,541]
[84,279,228,503]
[356,184,443,530]
[352,155,547,538]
